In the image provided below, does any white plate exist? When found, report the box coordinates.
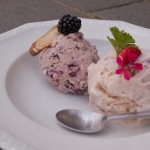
[0,19,150,150]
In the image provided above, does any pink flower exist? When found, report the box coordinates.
[116,48,143,80]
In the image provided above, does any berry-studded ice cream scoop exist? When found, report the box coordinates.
[29,14,99,94]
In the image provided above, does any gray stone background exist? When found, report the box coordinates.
[0,0,150,34]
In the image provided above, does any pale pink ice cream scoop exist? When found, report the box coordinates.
[39,32,99,94]
[88,50,150,126]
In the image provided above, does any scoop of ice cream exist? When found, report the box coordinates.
[88,50,150,114]
[39,32,99,94]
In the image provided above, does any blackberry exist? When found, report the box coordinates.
[58,14,81,35]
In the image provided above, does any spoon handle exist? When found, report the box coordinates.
[107,111,150,121]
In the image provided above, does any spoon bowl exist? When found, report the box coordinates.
[56,109,150,133]
[56,109,107,133]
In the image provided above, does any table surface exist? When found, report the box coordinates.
[0,0,150,149]
[0,0,149,34]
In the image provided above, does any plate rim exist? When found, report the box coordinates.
[0,18,150,42]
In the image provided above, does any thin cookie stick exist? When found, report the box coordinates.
[29,25,60,56]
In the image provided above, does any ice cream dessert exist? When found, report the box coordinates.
[29,15,99,94]
[88,27,150,125]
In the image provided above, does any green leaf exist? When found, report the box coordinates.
[108,27,138,55]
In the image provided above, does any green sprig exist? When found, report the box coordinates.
[107,27,138,55]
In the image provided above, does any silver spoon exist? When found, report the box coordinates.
[56,109,150,133]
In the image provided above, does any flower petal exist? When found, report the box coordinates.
[116,68,125,74]
[116,57,125,67]
[132,63,143,70]
[124,70,131,80]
